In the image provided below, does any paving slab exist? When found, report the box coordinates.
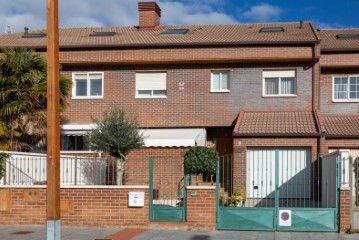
[0,226,122,240]
[1,226,359,240]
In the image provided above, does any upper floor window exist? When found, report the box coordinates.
[136,72,167,98]
[211,71,230,92]
[333,76,359,102]
[72,72,103,99]
[263,70,296,96]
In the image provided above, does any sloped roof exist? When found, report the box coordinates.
[233,111,319,136]
[0,22,318,49]
[319,29,359,51]
[318,115,359,137]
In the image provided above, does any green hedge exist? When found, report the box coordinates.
[184,146,218,175]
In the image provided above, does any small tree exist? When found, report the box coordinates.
[184,146,218,185]
[88,106,144,185]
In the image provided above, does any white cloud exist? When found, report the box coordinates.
[242,3,282,22]
[0,0,237,34]
[159,1,237,25]
[314,21,348,29]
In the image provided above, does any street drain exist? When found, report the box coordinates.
[12,231,34,235]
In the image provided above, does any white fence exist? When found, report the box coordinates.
[1,151,116,185]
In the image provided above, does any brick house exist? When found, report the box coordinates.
[0,1,358,231]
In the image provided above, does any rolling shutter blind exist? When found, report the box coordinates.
[263,70,295,78]
[136,72,166,91]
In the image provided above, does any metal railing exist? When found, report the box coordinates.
[1,152,116,185]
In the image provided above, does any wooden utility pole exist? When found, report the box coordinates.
[46,0,61,239]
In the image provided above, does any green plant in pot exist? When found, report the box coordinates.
[226,188,245,207]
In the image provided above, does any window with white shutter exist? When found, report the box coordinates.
[136,72,167,98]
[263,70,296,96]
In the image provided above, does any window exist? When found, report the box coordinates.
[259,27,284,33]
[211,71,229,92]
[72,72,103,98]
[162,29,189,35]
[136,72,167,98]
[60,135,89,151]
[263,70,296,96]
[333,76,359,101]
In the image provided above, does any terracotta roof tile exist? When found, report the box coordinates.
[0,22,318,49]
[233,111,319,136]
[318,115,359,136]
[319,29,359,50]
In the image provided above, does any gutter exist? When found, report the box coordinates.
[232,133,322,137]
[312,42,318,111]
[313,110,324,135]
[7,40,320,51]
[321,48,359,52]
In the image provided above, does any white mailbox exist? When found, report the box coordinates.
[128,192,144,207]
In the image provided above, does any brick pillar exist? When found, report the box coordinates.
[339,189,351,232]
[186,186,216,230]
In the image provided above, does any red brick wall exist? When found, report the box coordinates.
[124,147,188,186]
[321,53,359,67]
[0,187,149,227]
[186,188,216,230]
[61,62,314,127]
[321,138,359,155]
[339,189,351,232]
[36,45,314,65]
[320,69,359,115]
[0,186,216,230]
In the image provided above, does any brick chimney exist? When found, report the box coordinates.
[138,2,161,30]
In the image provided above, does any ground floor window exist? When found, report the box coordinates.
[60,135,89,151]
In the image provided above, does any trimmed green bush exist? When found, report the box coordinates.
[184,146,218,175]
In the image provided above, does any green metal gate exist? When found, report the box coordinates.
[149,156,187,222]
[217,149,340,231]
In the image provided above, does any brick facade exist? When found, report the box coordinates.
[61,62,314,127]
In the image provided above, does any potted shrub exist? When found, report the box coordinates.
[226,188,245,207]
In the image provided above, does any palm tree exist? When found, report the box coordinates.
[0,48,72,151]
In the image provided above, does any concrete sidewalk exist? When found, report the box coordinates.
[0,226,122,240]
[1,226,359,240]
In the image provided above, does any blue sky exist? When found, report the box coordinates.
[0,0,358,34]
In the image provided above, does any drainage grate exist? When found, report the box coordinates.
[12,231,34,235]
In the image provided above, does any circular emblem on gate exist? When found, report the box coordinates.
[281,211,290,221]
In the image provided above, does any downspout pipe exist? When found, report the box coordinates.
[312,43,318,111]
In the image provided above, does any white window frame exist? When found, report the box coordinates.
[211,71,230,92]
[262,70,297,97]
[332,75,359,102]
[72,72,104,99]
[135,72,167,98]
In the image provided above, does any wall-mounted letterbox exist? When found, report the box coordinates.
[128,192,144,207]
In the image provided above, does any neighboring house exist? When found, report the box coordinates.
[0,1,357,178]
